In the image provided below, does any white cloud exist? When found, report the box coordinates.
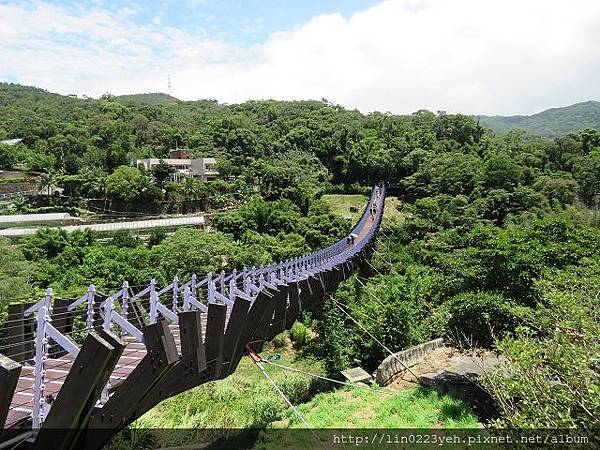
[1,0,599,114]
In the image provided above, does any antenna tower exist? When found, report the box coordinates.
[167,75,172,96]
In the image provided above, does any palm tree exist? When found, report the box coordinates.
[181,177,199,200]
[38,171,56,196]
[12,195,29,213]
[87,176,107,199]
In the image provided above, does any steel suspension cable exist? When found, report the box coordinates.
[364,258,386,277]
[260,358,404,395]
[328,296,421,382]
[353,277,385,307]
[246,349,321,445]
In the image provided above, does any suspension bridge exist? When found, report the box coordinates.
[0,185,385,449]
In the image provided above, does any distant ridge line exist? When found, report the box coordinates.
[475,100,600,137]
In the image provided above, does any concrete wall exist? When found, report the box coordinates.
[375,338,444,385]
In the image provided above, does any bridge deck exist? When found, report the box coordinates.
[6,320,204,428]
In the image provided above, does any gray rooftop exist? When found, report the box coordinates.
[0,215,205,237]
[0,213,72,224]
[0,138,23,146]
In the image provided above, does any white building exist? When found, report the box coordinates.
[131,157,218,182]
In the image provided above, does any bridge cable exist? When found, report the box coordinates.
[353,277,385,308]
[246,349,323,446]
[372,245,395,268]
[364,258,386,277]
[328,296,421,383]
[260,359,404,396]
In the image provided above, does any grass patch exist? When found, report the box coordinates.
[140,350,326,429]
[107,349,479,449]
[382,196,405,222]
[287,386,480,429]
[107,347,328,449]
[321,194,405,224]
[0,177,27,185]
[321,194,369,222]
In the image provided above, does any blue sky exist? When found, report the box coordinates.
[24,0,380,46]
[1,0,599,114]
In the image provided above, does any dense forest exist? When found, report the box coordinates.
[476,100,600,137]
[0,82,599,435]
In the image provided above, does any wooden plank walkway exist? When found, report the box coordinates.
[5,317,215,429]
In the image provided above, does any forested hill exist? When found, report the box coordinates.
[0,81,599,210]
[114,92,180,105]
[476,100,600,137]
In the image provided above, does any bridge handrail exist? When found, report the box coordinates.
[19,184,385,428]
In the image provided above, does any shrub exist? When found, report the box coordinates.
[270,331,290,349]
[442,292,525,348]
[147,228,167,248]
[111,230,140,248]
[289,322,310,346]
[481,264,600,429]
[278,373,311,403]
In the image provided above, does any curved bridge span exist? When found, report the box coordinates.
[0,185,385,449]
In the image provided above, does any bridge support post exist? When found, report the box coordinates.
[85,285,96,331]
[204,303,227,379]
[2,302,34,362]
[284,282,301,330]
[218,297,251,378]
[30,289,52,429]
[171,276,179,312]
[227,291,273,376]
[0,354,21,429]
[78,320,179,450]
[149,279,158,324]
[34,331,125,450]
[265,287,287,340]
[179,311,206,373]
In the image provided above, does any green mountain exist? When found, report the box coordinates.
[114,92,180,105]
[476,101,600,137]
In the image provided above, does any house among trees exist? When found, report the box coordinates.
[131,149,218,182]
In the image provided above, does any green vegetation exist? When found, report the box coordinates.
[324,194,405,223]
[136,349,325,429]
[113,93,180,106]
[312,195,599,430]
[481,262,599,429]
[1,82,599,436]
[0,177,27,184]
[477,100,600,137]
[0,237,35,306]
[108,343,478,449]
[289,387,479,428]
[108,345,326,449]
[321,194,368,221]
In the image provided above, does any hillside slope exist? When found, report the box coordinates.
[114,92,180,105]
[476,101,600,137]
